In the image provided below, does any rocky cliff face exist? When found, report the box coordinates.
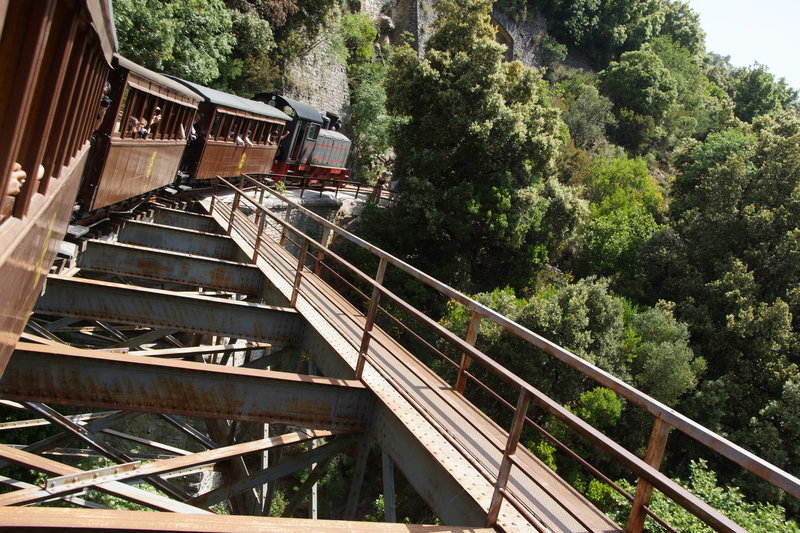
[283,2,550,135]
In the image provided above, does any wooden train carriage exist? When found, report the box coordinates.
[170,78,291,181]
[255,93,351,181]
[79,55,201,211]
[0,0,115,374]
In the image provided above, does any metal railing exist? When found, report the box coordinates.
[210,175,799,532]
[262,172,396,205]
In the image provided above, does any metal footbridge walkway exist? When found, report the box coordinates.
[200,176,798,532]
[0,175,796,531]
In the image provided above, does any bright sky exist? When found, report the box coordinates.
[687,0,800,90]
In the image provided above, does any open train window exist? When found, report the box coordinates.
[210,114,224,141]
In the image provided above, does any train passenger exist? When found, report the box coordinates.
[5,162,27,197]
[95,81,112,129]
[137,118,149,138]
[244,129,254,147]
[127,116,138,136]
[149,107,162,136]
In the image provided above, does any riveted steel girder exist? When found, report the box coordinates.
[1,343,373,431]
[0,430,336,507]
[35,276,302,345]
[150,207,223,234]
[118,220,243,260]
[78,241,265,296]
[0,444,208,514]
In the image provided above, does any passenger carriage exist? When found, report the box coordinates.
[79,55,202,211]
[169,78,292,181]
[0,0,115,373]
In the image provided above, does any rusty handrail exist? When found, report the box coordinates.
[217,175,797,531]
[236,174,800,497]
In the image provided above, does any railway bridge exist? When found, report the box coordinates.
[0,176,797,532]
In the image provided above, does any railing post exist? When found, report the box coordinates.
[280,206,292,247]
[290,238,309,307]
[314,226,332,275]
[227,190,240,235]
[209,178,218,215]
[252,213,266,263]
[355,257,388,380]
[626,417,672,533]
[455,310,482,394]
[258,184,265,205]
[486,388,530,527]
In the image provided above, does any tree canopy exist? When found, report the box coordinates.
[365,0,566,291]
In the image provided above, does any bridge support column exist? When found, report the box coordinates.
[382,449,396,523]
[345,418,376,519]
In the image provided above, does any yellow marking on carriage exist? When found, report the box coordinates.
[145,151,157,178]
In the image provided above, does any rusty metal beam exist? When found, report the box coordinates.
[0,430,336,507]
[150,207,223,234]
[2,343,373,432]
[21,402,193,503]
[118,220,244,261]
[0,508,495,532]
[0,409,140,472]
[78,240,265,296]
[0,444,209,514]
[111,329,177,350]
[35,276,303,346]
[189,434,360,508]
[125,343,268,360]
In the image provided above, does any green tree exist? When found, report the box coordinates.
[114,0,235,84]
[658,0,705,56]
[599,49,678,121]
[628,301,706,405]
[645,114,800,506]
[585,156,663,216]
[578,156,664,289]
[214,3,277,94]
[543,0,667,67]
[730,64,799,123]
[336,13,394,179]
[645,36,734,139]
[560,82,616,149]
[366,0,564,292]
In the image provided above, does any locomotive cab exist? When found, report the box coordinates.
[254,93,351,183]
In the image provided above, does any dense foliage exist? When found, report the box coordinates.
[362,0,571,292]
[113,0,338,94]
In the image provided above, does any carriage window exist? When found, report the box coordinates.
[228,117,241,142]
[210,114,223,140]
[250,122,262,145]
[307,124,320,141]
